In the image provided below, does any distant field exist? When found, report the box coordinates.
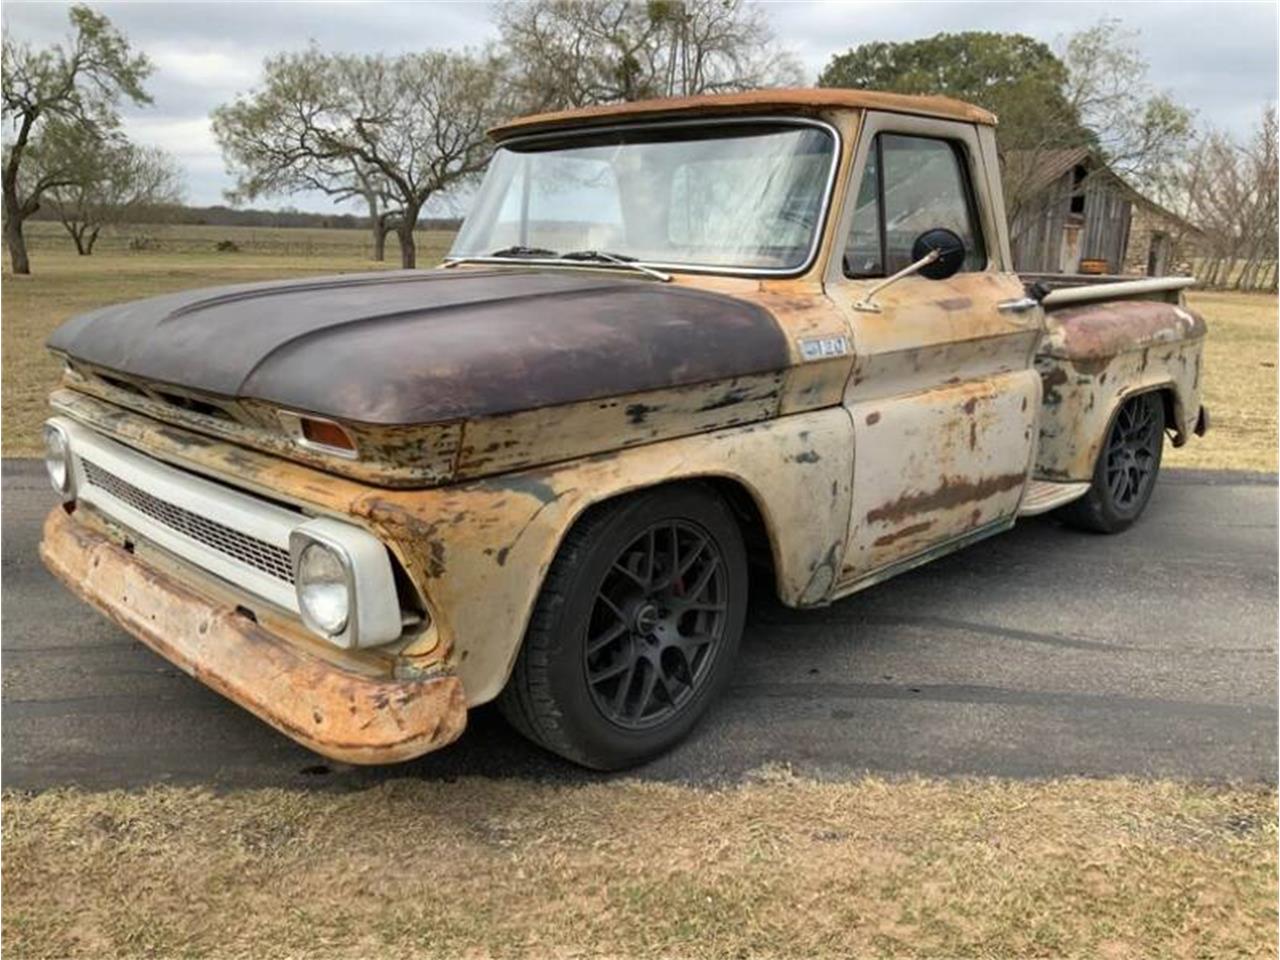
[20,218,439,260]
[1,225,1274,472]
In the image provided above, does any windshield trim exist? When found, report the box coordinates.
[449,115,843,279]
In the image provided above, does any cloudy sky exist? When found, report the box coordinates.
[5,1,1276,211]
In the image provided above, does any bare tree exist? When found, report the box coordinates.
[40,121,184,254]
[213,48,503,268]
[1058,21,1193,192]
[497,0,803,111]
[1,5,153,273]
[1173,106,1278,290]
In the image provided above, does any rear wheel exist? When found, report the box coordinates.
[498,484,748,769]
[1058,391,1165,533]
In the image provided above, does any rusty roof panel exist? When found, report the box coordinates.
[489,88,997,139]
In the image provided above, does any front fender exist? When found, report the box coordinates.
[352,408,855,704]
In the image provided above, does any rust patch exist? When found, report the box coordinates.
[873,521,934,547]
[1040,366,1069,404]
[867,472,1025,526]
[625,402,658,425]
[1044,301,1206,362]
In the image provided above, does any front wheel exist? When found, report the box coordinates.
[1058,391,1165,533]
[497,484,748,769]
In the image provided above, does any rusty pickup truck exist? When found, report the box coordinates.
[39,89,1208,769]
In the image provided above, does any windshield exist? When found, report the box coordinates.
[450,122,837,273]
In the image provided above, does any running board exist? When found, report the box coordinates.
[1019,480,1090,516]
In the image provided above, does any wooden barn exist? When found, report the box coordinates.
[1005,147,1202,277]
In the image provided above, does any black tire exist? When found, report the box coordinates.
[1058,391,1165,534]
[497,483,748,770]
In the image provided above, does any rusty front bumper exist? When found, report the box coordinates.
[39,507,467,765]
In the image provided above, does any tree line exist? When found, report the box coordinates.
[3,3,1274,284]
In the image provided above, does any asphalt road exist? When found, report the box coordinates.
[3,459,1276,790]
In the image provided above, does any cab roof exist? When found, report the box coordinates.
[489,87,997,140]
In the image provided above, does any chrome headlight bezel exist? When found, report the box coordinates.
[289,518,403,649]
[42,421,75,500]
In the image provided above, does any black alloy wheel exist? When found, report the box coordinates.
[1103,392,1163,511]
[498,484,747,769]
[584,520,729,730]
[1059,391,1165,533]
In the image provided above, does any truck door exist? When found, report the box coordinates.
[826,113,1042,587]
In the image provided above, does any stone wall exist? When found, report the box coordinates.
[1122,204,1201,276]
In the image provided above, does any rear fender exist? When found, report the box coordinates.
[1034,301,1205,482]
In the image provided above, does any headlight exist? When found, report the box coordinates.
[43,422,73,497]
[290,518,404,649]
[296,541,350,636]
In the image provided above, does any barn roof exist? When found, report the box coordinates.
[490,88,997,139]
[1003,147,1204,236]
[1003,147,1092,197]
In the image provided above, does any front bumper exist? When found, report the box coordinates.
[39,506,467,765]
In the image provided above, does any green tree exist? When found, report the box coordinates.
[40,121,184,255]
[2,5,153,273]
[818,31,1086,153]
[213,48,504,268]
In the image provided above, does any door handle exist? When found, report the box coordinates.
[997,297,1041,314]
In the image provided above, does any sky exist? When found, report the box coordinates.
[4,0,1277,212]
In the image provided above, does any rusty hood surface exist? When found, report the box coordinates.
[48,268,790,426]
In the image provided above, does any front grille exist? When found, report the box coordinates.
[81,459,295,584]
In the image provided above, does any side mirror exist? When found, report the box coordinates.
[852,226,967,313]
[911,228,966,281]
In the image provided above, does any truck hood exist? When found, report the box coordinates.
[48,268,789,425]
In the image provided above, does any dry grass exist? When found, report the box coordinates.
[1165,290,1278,472]
[1,227,1274,471]
[2,774,1274,959]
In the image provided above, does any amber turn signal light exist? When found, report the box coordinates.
[300,416,356,452]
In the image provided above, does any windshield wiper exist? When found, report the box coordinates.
[559,250,671,281]
[441,245,559,269]
[488,245,559,258]
[443,247,671,281]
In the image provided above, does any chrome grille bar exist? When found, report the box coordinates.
[57,418,302,612]
[80,459,295,584]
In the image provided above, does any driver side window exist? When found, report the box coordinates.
[843,133,985,278]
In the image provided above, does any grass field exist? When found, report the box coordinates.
[3,224,1274,469]
[3,775,1275,959]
